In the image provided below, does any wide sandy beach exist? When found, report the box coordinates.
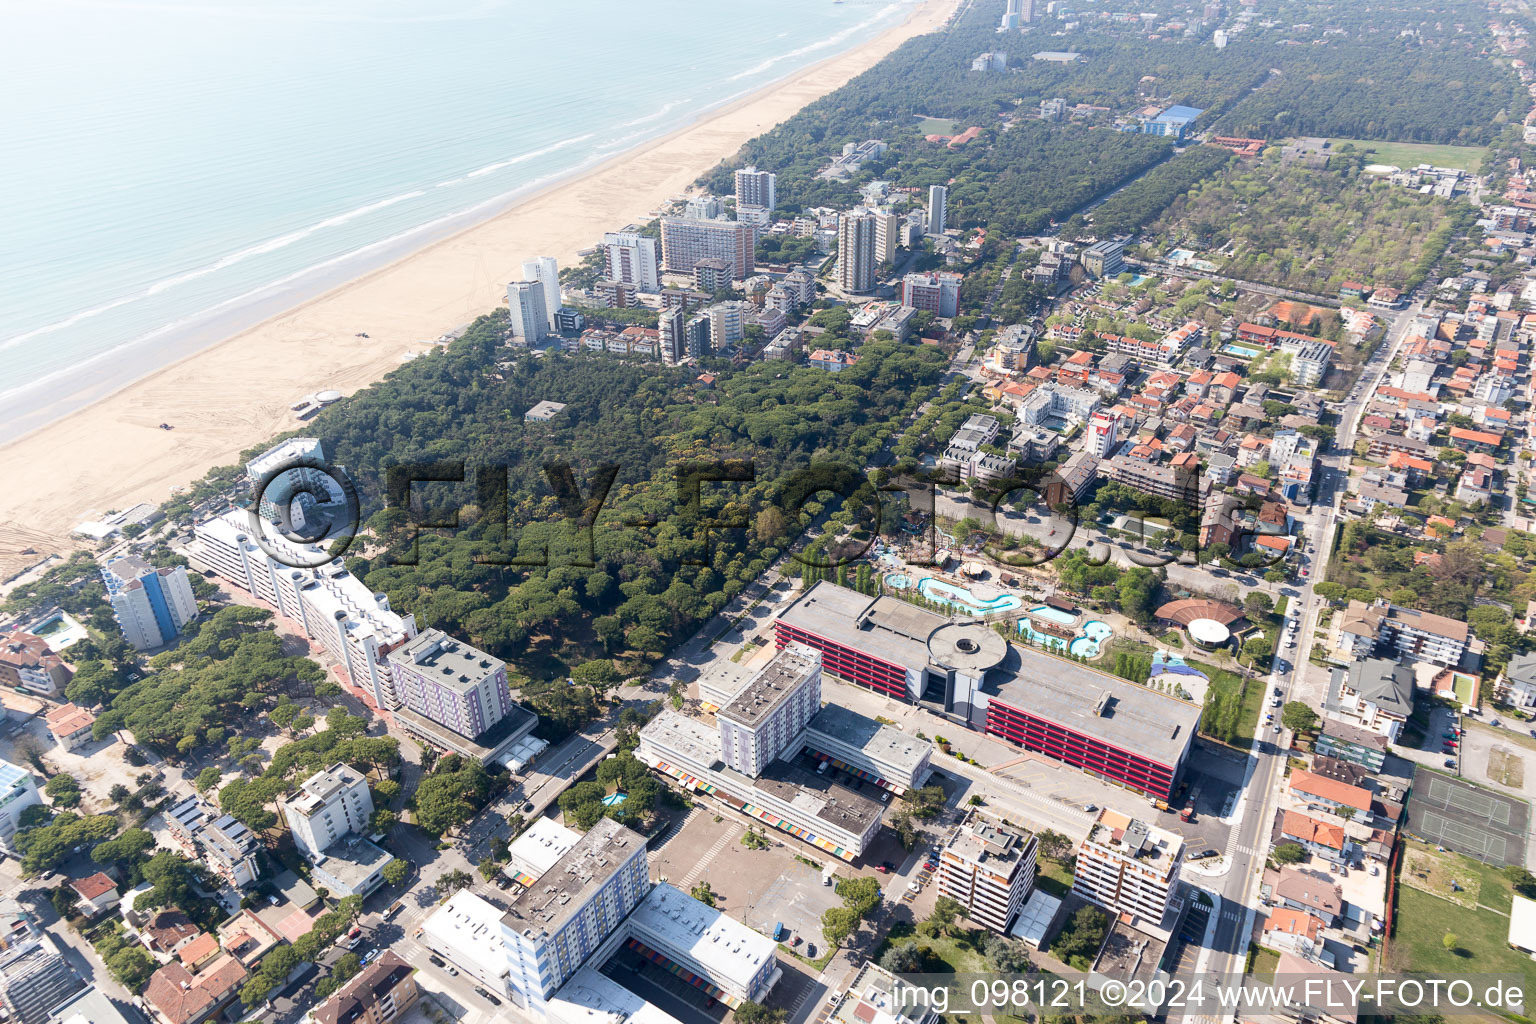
[0,0,957,581]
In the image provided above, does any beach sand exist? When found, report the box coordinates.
[0,0,957,581]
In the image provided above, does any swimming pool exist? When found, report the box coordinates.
[1019,616,1112,658]
[885,573,911,590]
[916,577,1023,615]
[1070,620,1114,658]
[601,792,628,807]
[1167,248,1194,262]
[1028,605,1076,626]
[1223,343,1263,359]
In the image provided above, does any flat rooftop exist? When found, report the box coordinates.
[986,646,1200,768]
[1092,919,1168,983]
[945,812,1033,875]
[741,757,884,837]
[548,967,684,1024]
[393,700,537,758]
[289,763,366,816]
[502,818,646,939]
[805,704,930,775]
[387,629,505,692]
[626,882,776,989]
[506,819,582,881]
[1087,808,1183,868]
[641,711,883,839]
[777,582,1003,674]
[718,644,819,729]
[313,834,392,887]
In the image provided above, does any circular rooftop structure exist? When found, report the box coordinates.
[316,389,343,404]
[927,622,1009,673]
[1188,618,1232,648]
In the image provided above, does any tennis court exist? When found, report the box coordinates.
[1403,771,1529,868]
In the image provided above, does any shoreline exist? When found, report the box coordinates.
[0,0,958,580]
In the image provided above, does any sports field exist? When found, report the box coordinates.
[1402,770,1529,867]
[1330,138,1487,172]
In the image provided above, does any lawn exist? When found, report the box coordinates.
[1401,844,1482,908]
[1330,138,1488,172]
[1388,842,1536,1003]
[1189,657,1265,750]
[914,115,959,136]
[1489,747,1526,789]
[872,920,992,973]
[1248,946,1281,981]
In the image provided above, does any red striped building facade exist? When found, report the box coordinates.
[984,698,1179,800]
[772,620,910,702]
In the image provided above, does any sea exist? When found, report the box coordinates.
[0,0,912,441]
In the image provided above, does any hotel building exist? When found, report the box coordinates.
[1337,599,1469,667]
[193,509,417,709]
[927,185,947,235]
[637,710,884,861]
[602,232,661,292]
[499,819,650,1011]
[1072,810,1183,924]
[734,167,776,211]
[716,644,821,777]
[836,211,878,294]
[659,218,753,279]
[507,281,551,345]
[281,763,374,862]
[386,630,513,741]
[245,437,344,533]
[164,798,262,889]
[937,813,1038,933]
[101,556,196,651]
[901,272,961,318]
[774,583,1198,800]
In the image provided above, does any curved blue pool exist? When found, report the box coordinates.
[915,577,1022,615]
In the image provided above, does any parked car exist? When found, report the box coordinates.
[475,987,502,1006]
[429,956,445,968]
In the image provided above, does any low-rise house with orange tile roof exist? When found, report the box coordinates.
[1276,809,1349,863]
[1262,907,1326,956]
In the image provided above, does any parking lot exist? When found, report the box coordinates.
[1151,746,1245,858]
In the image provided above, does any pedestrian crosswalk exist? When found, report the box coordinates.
[677,820,742,888]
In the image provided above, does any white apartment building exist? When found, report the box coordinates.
[101,556,197,652]
[193,509,417,709]
[873,211,901,264]
[1085,410,1122,459]
[937,814,1038,933]
[245,437,343,532]
[1336,599,1468,668]
[716,644,822,777]
[385,629,513,742]
[281,763,374,861]
[802,703,932,794]
[602,232,661,292]
[507,281,550,345]
[659,218,753,279]
[928,185,947,235]
[684,196,721,219]
[1072,810,1182,925]
[0,763,40,854]
[500,819,651,1011]
[734,166,776,211]
[1016,384,1101,428]
[520,257,561,329]
[624,883,780,1006]
[707,301,747,350]
[421,891,510,995]
[836,211,878,294]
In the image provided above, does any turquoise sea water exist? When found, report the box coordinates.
[0,0,911,437]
